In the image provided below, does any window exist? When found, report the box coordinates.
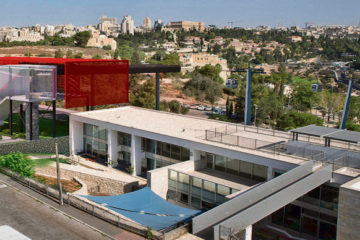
[284,205,301,231]
[227,158,239,175]
[118,132,131,147]
[214,155,226,172]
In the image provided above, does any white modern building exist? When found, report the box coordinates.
[121,15,135,35]
[70,106,360,240]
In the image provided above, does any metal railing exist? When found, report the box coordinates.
[202,123,360,152]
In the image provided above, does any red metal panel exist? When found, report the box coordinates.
[0,57,129,108]
[65,60,129,108]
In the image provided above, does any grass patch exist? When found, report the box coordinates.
[0,113,69,138]
[32,158,69,167]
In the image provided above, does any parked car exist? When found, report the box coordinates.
[197,105,205,111]
[190,104,197,109]
[183,103,189,108]
[205,105,212,111]
[212,107,220,114]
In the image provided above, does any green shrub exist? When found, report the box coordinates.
[0,152,35,177]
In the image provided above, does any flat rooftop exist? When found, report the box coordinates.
[70,106,312,166]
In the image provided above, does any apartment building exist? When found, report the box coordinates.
[179,52,229,81]
[168,21,205,32]
[70,106,360,240]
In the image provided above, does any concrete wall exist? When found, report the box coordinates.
[337,178,360,240]
[0,136,69,155]
[35,166,139,195]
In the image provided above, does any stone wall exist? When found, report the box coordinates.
[35,165,139,195]
[337,178,360,240]
[0,136,69,155]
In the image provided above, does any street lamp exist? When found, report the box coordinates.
[254,104,258,126]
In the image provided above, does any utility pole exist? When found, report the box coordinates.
[55,143,63,205]
[232,62,264,125]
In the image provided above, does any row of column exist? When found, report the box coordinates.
[8,99,57,140]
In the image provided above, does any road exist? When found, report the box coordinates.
[187,109,211,119]
[0,173,144,240]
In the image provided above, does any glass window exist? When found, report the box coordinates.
[252,163,267,181]
[181,148,190,161]
[214,155,226,172]
[178,173,190,184]
[192,177,202,198]
[169,170,178,181]
[118,132,131,147]
[303,188,320,206]
[191,197,201,209]
[203,180,215,192]
[239,161,252,178]
[98,127,107,141]
[171,145,181,160]
[320,214,337,224]
[162,143,171,158]
[284,205,301,231]
[319,222,336,240]
[227,158,239,176]
[320,185,339,211]
[272,208,284,226]
[217,185,230,196]
[301,216,318,237]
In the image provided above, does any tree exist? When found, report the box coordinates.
[192,64,223,83]
[183,74,223,104]
[74,52,83,59]
[74,31,91,48]
[54,49,64,58]
[0,152,34,177]
[113,49,119,59]
[92,54,102,59]
[213,43,221,54]
[276,111,323,130]
[66,49,73,58]
[290,77,316,112]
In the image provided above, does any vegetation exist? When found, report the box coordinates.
[0,112,69,138]
[0,152,34,177]
[32,158,69,168]
[276,111,323,131]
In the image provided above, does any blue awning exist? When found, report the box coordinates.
[80,187,201,231]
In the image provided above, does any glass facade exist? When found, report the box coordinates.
[118,132,131,147]
[205,153,268,182]
[116,131,132,171]
[140,138,190,176]
[271,184,339,240]
[83,123,108,165]
[167,169,239,210]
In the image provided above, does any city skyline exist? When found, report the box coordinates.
[1,0,360,28]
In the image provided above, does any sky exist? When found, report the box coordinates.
[1,0,360,28]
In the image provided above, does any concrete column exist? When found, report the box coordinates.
[108,130,118,167]
[267,166,273,181]
[26,102,39,140]
[131,134,144,176]
[70,120,83,155]
[245,225,252,240]
[190,148,200,161]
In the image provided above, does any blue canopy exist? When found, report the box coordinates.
[80,187,201,231]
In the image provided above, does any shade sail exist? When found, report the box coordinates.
[80,187,201,231]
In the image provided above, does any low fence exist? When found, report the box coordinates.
[203,123,360,152]
[0,136,69,155]
[205,129,276,150]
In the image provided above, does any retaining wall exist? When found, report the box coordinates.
[0,136,69,155]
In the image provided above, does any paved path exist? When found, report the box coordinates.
[0,173,144,240]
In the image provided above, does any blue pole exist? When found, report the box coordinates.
[340,79,353,129]
[245,64,251,125]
